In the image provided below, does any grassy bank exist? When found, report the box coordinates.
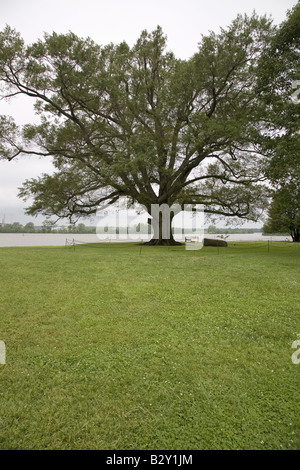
[0,242,299,449]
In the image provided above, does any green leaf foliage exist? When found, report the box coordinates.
[0,11,296,236]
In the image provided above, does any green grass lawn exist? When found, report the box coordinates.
[0,241,299,450]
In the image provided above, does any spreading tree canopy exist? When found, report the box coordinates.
[0,14,280,244]
[257,1,300,183]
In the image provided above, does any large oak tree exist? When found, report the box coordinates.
[0,15,275,244]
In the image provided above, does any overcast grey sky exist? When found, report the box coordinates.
[0,0,297,225]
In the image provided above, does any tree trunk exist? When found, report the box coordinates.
[144,210,182,246]
[291,229,300,243]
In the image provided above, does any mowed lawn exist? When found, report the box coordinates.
[0,241,299,450]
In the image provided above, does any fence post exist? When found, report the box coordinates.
[0,340,5,364]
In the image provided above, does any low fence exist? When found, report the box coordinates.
[65,237,300,254]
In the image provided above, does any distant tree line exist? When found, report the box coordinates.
[206,225,262,234]
[0,222,96,233]
[0,221,264,234]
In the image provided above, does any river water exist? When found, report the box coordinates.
[0,232,292,247]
